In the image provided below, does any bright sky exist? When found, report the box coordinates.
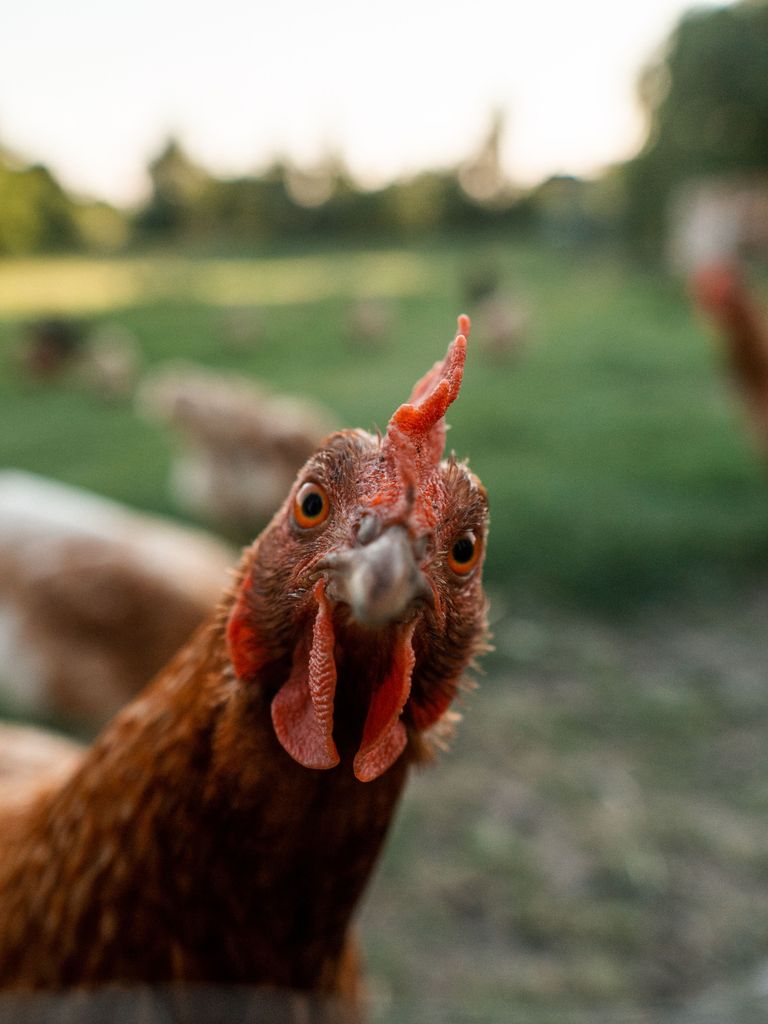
[0,0,730,206]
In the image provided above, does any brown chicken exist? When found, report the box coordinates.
[0,317,489,1010]
[692,263,768,453]
[137,362,337,535]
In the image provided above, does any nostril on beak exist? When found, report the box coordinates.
[320,525,431,627]
[357,514,381,546]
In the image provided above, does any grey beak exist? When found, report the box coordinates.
[318,526,433,627]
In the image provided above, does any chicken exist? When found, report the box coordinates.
[0,472,234,728]
[16,318,84,380]
[462,265,530,363]
[0,316,489,1007]
[474,291,529,363]
[16,319,140,401]
[344,299,395,351]
[137,363,337,535]
[691,263,768,452]
[78,323,141,400]
[219,305,265,351]
[0,723,82,814]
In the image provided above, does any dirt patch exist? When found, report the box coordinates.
[362,585,768,1019]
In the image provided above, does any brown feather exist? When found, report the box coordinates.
[693,264,768,449]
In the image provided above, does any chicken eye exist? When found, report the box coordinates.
[447,531,481,576]
[294,482,330,528]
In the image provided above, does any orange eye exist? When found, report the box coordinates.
[447,531,482,576]
[293,482,330,529]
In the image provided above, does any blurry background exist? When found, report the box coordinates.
[3,0,768,1020]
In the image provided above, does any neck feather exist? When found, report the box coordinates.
[0,610,408,991]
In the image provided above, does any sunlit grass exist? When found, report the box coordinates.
[0,250,437,316]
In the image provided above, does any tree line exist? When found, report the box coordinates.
[1,0,767,257]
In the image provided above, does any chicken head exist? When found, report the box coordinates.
[226,315,489,782]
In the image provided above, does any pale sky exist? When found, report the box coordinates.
[0,0,730,206]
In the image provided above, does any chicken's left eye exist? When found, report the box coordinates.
[294,482,330,528]
[447,530,482,576]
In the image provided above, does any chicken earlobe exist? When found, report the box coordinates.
[271,580,339,770]
[226,579,268,682]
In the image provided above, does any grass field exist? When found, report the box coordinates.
[1,238,768,1021]
[2,240,767,612]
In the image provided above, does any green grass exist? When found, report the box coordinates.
[1,239,767,612]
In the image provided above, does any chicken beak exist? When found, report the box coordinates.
[318,526,432,627]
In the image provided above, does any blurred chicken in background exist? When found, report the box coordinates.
[0,472,234,730]
[16,318,83,379]
[463,264,530,363]
[344,298,395,352]
[670,176,768,459]
[78,322,142,399]
[137,362,337,535]
[218,305,265,352]
[692,263,768,457]
[0,722,83,812]
[16,318,141,400]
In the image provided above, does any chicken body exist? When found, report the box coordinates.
[137,362,337,534]
[0,319,488,1001]
[692,263,768,451]
[0,472,233,727]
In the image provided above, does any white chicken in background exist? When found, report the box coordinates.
[462,265,531,363]
[0,472,234,730]
[16,318,141,401]
[344,298,395,351]
[137,362,337,535]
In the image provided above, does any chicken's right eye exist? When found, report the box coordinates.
[448,530,482,576]
[294,482,330,529]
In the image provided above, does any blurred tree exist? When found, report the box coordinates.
[459,109,512,205]
[129,127,541,246]
[0,140,130,255]
[73,200,131,252]
[0,161,79,254]
[624,0,768,252]
[382,172,453,235]
[137,137,213,238]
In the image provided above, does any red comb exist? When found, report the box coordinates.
[383,315,469,470]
